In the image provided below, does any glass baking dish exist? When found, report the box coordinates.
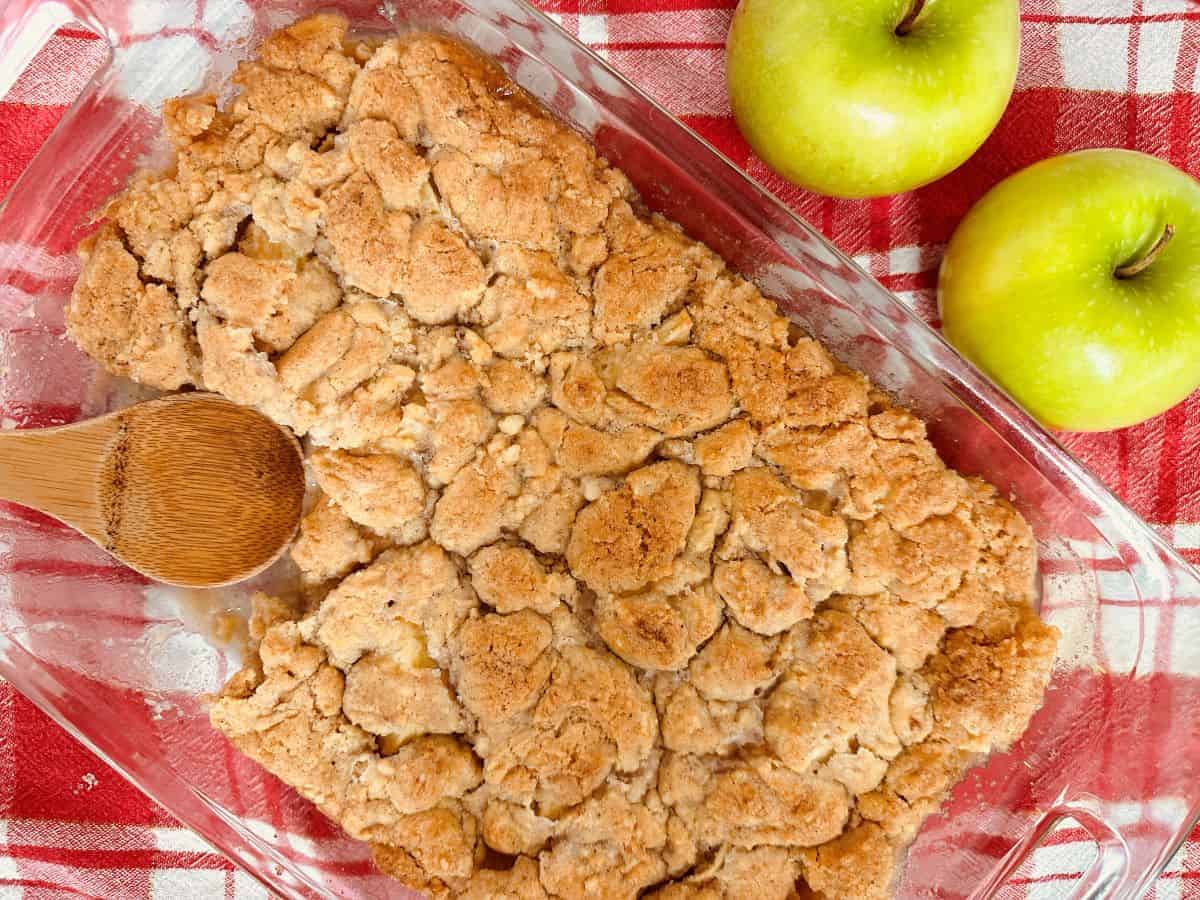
[0,0,1197,897]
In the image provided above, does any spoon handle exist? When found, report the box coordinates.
[0,416,121,542]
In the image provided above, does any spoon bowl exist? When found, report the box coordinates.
[0,393,305,587]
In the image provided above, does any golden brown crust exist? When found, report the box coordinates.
[468,543,575,615]
[453,609,555,725]
[67,226,200,390]
[800,823,900,900]
[647,846,799,900]
[596,581,722,672]
[659,752,850,849]
[290,495,385,585]
[925,600,1058,752]
[310,447,429,543]
[764,610,899,781]
[567,460,700,595]
[655,677,764,757]
[67,14,1057,897]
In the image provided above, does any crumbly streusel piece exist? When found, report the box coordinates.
[483,645,658,816]
[765,610,899,786]
[654,675,764,756]
[209,606,483,889]
[200,247,341,353]
[646,846,800,900]
[538,787,672,899]
[67,225,200,390]
[567,460,700,595]
[310,447,430,544]
[65,13,1059,897]
[290,495,385,585]
[658,752,850,850]
[596,580,722,672]
[468,543,575,615]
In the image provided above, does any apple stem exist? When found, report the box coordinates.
[895,0,927,35]
[1115,223,1174,279]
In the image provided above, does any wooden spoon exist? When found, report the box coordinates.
[0,393,305,587]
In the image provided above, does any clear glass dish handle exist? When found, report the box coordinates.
[0,0,77,99]
[0,0,127,100]
[969,797,1131,900]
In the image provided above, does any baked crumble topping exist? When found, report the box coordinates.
[66,14,1058,899]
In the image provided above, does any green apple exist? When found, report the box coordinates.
[939,149,1200,432]
[726,0,1019,199]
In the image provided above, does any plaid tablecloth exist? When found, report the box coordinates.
[1,0,1199,897]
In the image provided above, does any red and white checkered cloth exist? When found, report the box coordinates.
[1,0,1200,897]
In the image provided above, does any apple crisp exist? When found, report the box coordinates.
[65,14,1058,899]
